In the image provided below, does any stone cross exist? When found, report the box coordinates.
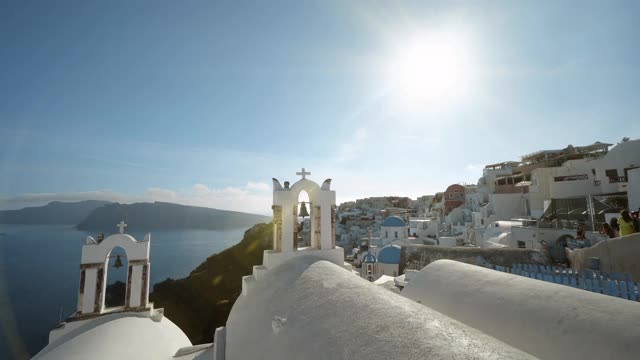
[296,168,311,179]
[117,221,127,234]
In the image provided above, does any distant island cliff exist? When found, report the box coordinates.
[0,200,111,225]
[76,202,271,232]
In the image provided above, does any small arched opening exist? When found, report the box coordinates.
[103,246,129,309]
[296,190,311,248]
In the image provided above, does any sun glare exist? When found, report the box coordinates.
[387,31,472,108]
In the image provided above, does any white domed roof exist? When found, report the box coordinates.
[382,216,405,227]
[402,260,640,360]
[224,256,534,360]
[34,313,192,360]
[377,244,401,264]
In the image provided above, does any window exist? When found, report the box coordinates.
[605,169,618,178]
[394,231,398,238]
[591,168,596,176]
[385,231,388,238]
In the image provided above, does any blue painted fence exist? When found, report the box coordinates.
[490,263,640,302]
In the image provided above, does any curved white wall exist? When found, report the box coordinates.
[402,259,640,360]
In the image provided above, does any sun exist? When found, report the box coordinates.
[387,31,472,107]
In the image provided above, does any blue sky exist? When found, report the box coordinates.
[1,0,639,214]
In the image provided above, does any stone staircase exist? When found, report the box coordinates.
[241,248,354,296]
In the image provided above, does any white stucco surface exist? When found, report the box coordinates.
[225,256,536,360]
[129,265,143,307]
[80,268,97,314]
[380,226,407,241]
[566,233,640,282]
[629,167,640,212]
[262,246,345,270]
[402,259,640,360]
[491,193,527,219]
[34,313,192,360]
[81,233,150,263]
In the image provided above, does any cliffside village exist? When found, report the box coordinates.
[35,151,640,359]
[308,138,640,282]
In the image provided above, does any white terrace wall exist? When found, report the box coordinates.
[491,193,527,220]
[548,159,596,198]
[566,233,640,282]
[528,167,554,217]
[402,259,640,360]
[594,139,640,195]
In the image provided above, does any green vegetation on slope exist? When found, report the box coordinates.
[150,222,273,344]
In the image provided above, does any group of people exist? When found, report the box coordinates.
[601,209,640,238]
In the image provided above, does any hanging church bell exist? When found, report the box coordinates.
[113,255,123,269]
[299,201,310,218]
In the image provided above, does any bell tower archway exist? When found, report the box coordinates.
[272,169,336,253]
[242,169,348,296]
[296,190,312,248]
[75,221,151,317]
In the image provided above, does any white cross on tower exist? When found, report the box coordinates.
[296,167,311,179]
[117,221,127,234]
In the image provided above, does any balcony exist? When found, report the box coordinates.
[608,176,628,184]
[494,184,528,194]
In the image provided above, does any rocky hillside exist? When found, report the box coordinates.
[0,200,111,224]
[150,222,273,344]
[77,202,270,231]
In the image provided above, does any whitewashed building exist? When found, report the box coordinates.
[33,169,640,360]
[379,215,407,244]
[526,140,639,216]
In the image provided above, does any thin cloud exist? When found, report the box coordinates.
[334,127,368,162]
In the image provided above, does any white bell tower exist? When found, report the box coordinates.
[272,168,336,252]
[74,221,152,317]
[241,169,352,296]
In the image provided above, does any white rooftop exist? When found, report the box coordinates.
[224,256,535,360]
[33,312,195,360]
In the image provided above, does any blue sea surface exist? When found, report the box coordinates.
[0,224,246,359]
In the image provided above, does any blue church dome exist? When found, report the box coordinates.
[361,252,377,263]
[377,244,401,264]
[382,216,406,227]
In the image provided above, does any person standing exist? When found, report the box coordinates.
[618,210,636,237]
[576,223,586,240]
[632,211,640,232]
[610,217,620,237]
[600,223,616,238]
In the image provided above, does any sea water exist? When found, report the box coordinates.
[0,224,245,359]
